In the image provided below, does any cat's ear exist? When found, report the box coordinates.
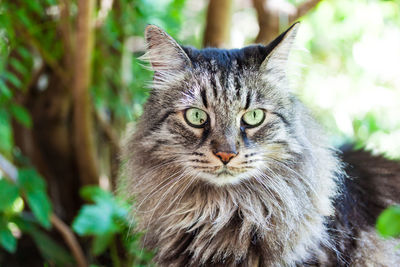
[142,25,191,72]
[260,22,299,74]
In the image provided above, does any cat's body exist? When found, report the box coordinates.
[311,149,400,266]
[120,24,400,266]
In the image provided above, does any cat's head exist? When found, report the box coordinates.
[138,23,302,186]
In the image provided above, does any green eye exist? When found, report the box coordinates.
[242,109,265,127]
[185,108,208,128]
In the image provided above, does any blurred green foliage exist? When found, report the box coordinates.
[18,168,52,228]
[73,186,153,266]
[289,0,400,159]
[377,205,400,239]
[0,0,187,265]
[93,0,187,125]
[0,168,66,263]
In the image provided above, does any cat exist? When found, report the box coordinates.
[119,23,400,266]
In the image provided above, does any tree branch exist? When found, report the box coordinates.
[253,0,322,44]
[0,154,18,183]
[252,0,279,44]
[0,154,88,267]
[50,214,87,267]
[290,0,322,23]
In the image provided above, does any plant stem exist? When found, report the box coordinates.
[110,237,121,267]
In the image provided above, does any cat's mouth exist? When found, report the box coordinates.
[198,166,250,185]
[216,169,234,177]
[204,167,248,185]
[195,164,252,185]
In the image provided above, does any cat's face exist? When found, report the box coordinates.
[140,24,301,185]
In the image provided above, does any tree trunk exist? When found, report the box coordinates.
[12,65,82,223]
[253,0,280,44]
[72,0,99,186]
[253,0,322,44]
[203,0,232,48]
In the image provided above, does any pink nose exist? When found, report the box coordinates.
[214,151,237,164]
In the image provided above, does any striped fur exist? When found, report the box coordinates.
[119,24,400,266]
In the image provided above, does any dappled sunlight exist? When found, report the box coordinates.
[292,0,400,156]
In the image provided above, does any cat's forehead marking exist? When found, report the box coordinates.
[177,47,267,124]
[199,70,242,108]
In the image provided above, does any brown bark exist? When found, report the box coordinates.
[72,0,99,185]
[253,0,322,44]
[60,0,74,73]
[203,0,232,48]
[253,0,280,44]
[289,0,322,23]
[12,65,82,222]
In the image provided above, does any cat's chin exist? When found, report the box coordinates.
[198,170,249,186]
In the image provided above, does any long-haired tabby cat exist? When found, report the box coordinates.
[120,23,400,266]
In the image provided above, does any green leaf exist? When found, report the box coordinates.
[26,0,42,14]
[25,191,52,229]
[0,218,17,253]
[0,79,12,99]
[45,0,57,5]
[92,233,114,255]
[80,185,112,202]
[10,104,32,128]
[377,205,400,238]
[17,168,45,193]
[0,179,19,211]
[73,186,128,236]
[10,58,28,76]
[0,109,13,154]
[18,169,52,228]
[4,72,22,89]
[72,200,120,236]
[16,46,31,60]
[16,9,31,28]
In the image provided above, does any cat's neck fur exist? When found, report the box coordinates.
[122,98,341,266]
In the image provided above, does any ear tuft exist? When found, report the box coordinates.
[141,25,191,72]
[260,22,300,73]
